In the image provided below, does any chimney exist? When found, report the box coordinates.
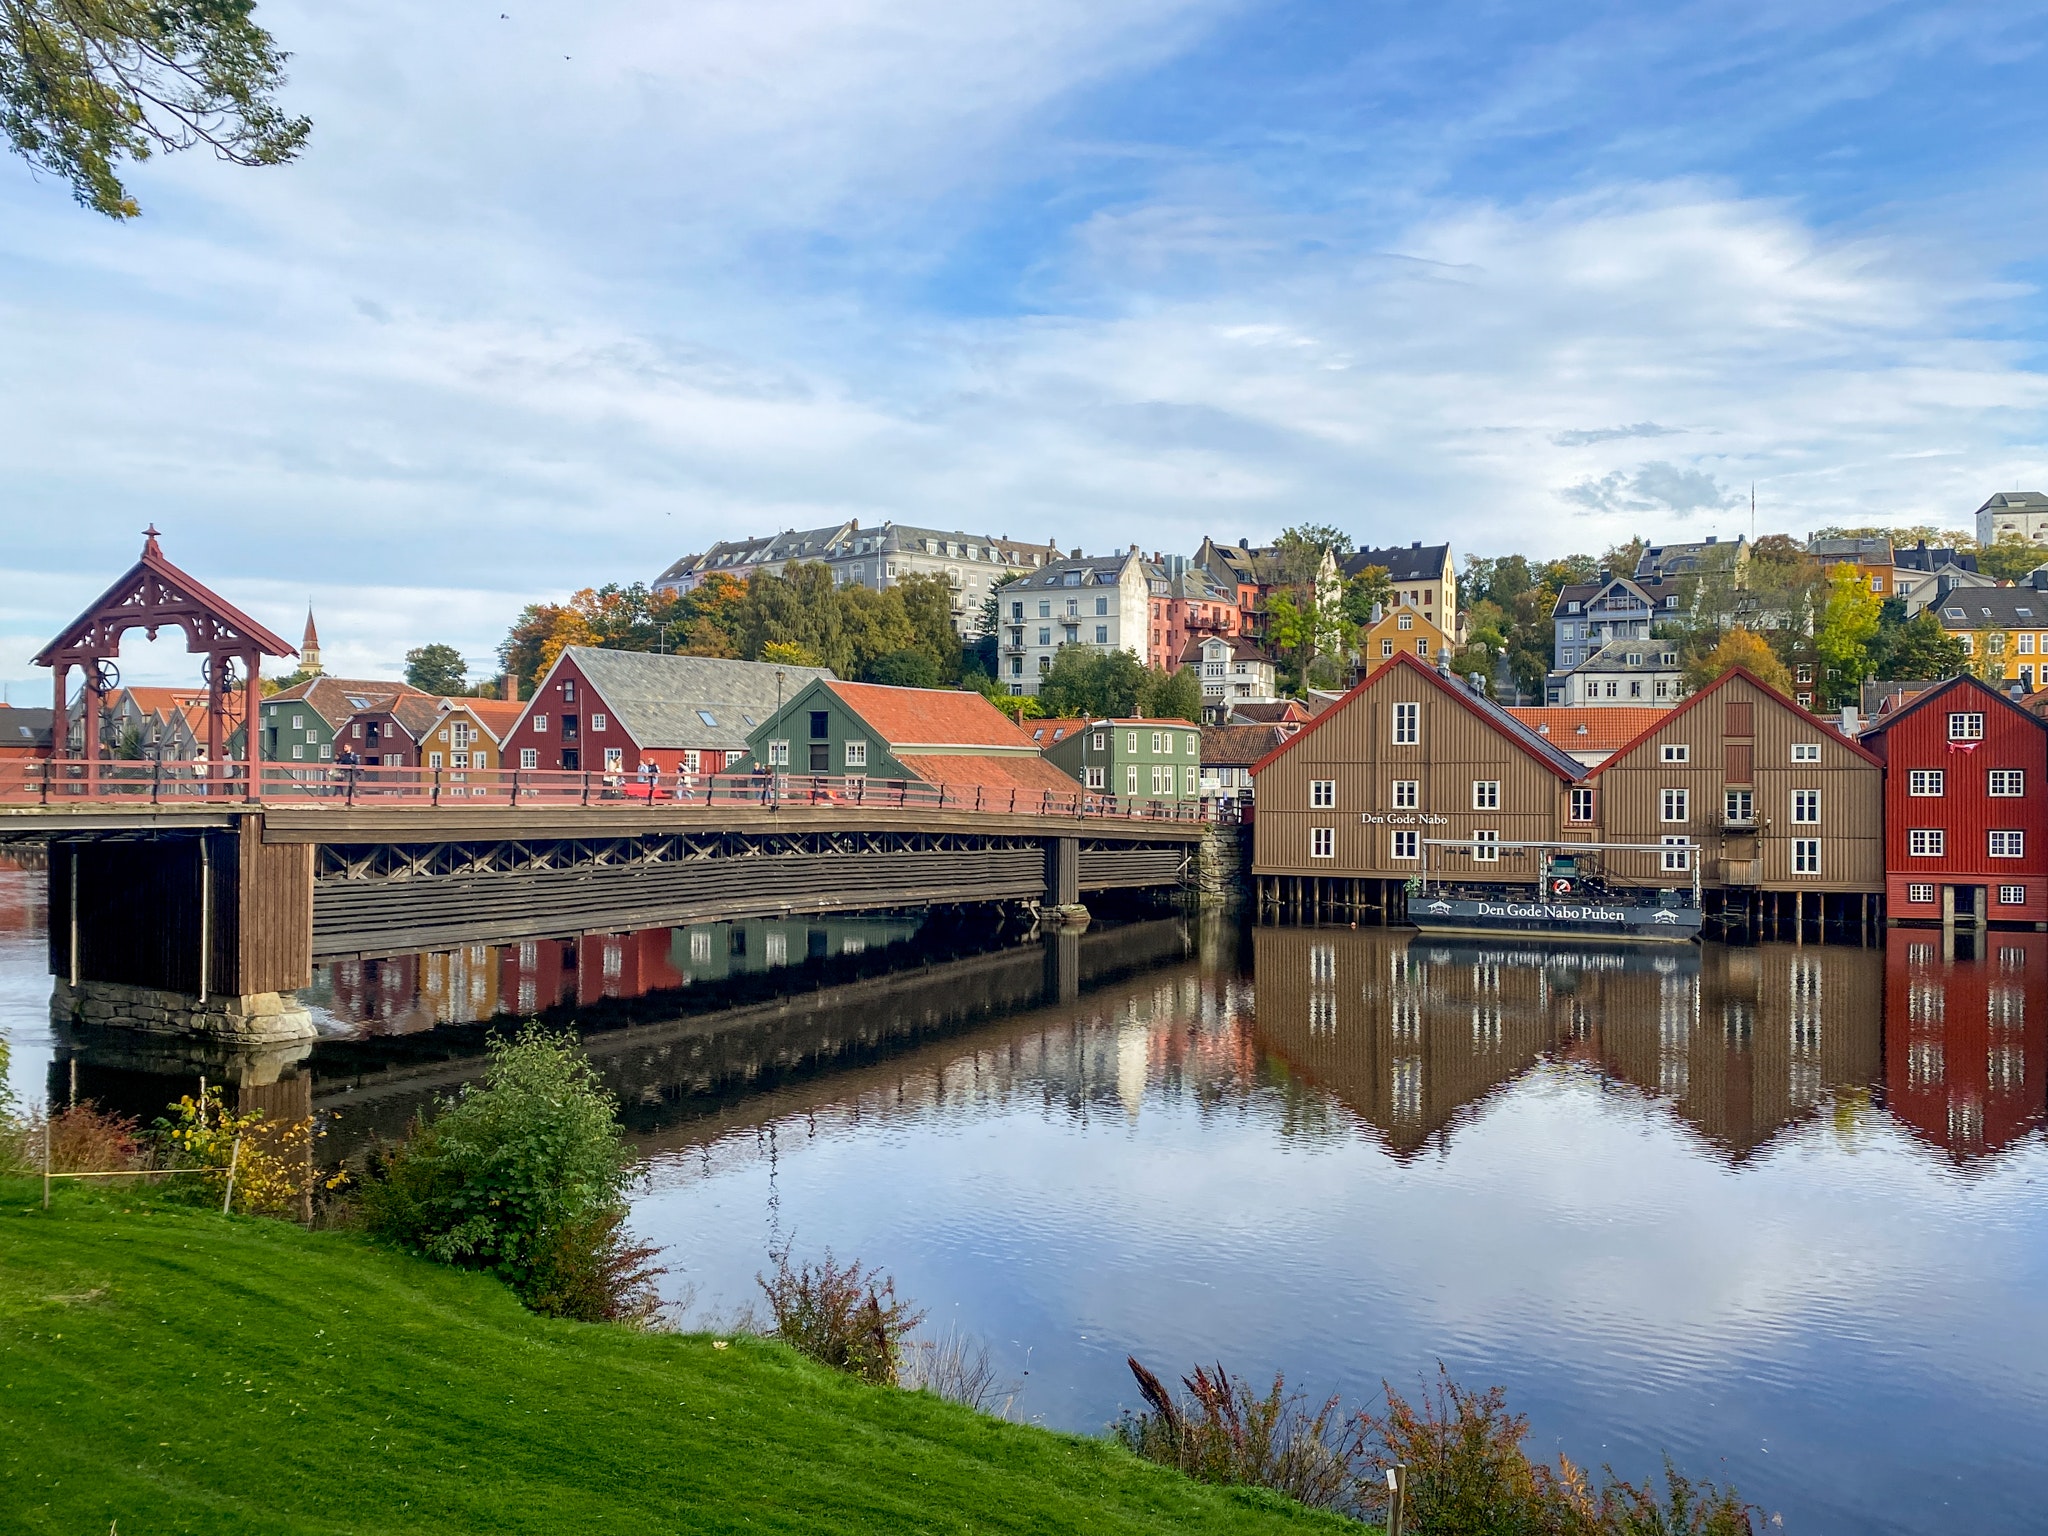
[1706,535,1718,544]
[1370,602,1383,623]
[1412,540,1421,550]
[1839,703,1859,734]
[1070,548,1081,559]
[502,672,518,702]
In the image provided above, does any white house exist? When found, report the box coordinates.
[996,549,1152,695]
[1555,639,1685,707]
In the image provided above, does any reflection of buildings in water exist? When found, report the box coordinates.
[1252,930,1884,1162]
[1885,931,2048,1163]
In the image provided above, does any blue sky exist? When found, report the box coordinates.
[4,0,2047,688]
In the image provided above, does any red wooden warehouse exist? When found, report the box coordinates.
[1861,675,2048,929]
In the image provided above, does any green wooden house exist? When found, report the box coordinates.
[1038,717,1202,802]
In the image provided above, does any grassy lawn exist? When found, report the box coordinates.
[0,1180,1354,1534]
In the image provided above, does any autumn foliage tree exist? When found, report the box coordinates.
[1682,627,1791,695]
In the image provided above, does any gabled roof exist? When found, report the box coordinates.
[34,530,296,667]
[389,695,447,743]
[1892,542,1977,574]
[1025,718,1090,747]
[1228,700,1309,724]
[823,680,1036,751]
[1179,632,1273,664]
[1343,543,1451,583]
[1586,667,1884,776]
[1857,672,2045,745]
[1566,639,1683,676]
[441,698,526,742]
[1931,588,2048,629]
[265,676,425,728]
[1202,723,1294,765]
[1251,653,1586,780]
[0,706,54,746]
[1009,551,1140,592]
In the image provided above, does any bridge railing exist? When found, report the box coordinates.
[0,758,1241,824]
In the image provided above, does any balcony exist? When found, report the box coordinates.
[1721,858,1759,885]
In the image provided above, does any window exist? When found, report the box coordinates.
[1569,787,1594,822]
[1011,601,1024,621]
[844,741,867,768]
[604,747,623,773]
[1392,779,1419,809]
[1311,827,1335,859]
[1605,680,1619,698]
[291,744,303,760]
[1792,789,1819,823]
[1085,766,1105,789]
[1392,702,1419,745]
[1152,731,1164,753]
[1038,627,1052,646]
[1038,600,1051,618]
[1661,835,1690,872]
[1092,732,1106,751]
[1065,598,1078,617]
[1660,788,1689,822]
[1909,769,1944,796]
[591,712,606,732]
[1795,664,1813,685]
[2023,634,2038,655]
[1999,885,2028,906]
[809,711,830,739]
[1725,789,1753,824]
[1791,742,1819,762]
[684,750,700,773]
[1126,765,1139,794]
[1660,744,1689,763]
[1185,766,1198,795]
[1990,769,2025,796]
[768,740,790,766]
[1391,830,1419,860]
[1949,712,1986,741]
[1125,731,1138,753]
[520,748,538,769]
[563,679,576,702]
[1310,779,1336,808]
[1418,639,1431,658]
[1096,597,1109,616]
[1185,734,1197,755]
[533,714,548,734]
[1152,765,1171,794]
[1380,639,1394,658]
[1907,883,1934,904]
[1397,612,1413,631]
[320,745,332,760]
[1909,829,1945,857]
[1792,839,1820,875]
[1471,830,1500,862]
[1472,780,1500,810]
[1089,625,1105,643]
[1990,830,2025,859]
[452,752,469,771]
[429,751,443,770]
[291,713,303,729]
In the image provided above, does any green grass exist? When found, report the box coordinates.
[0,1181,1355,1534]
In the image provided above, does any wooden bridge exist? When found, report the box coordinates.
[3,761,1215,1045]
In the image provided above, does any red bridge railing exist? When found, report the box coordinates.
[0,759,1240,825]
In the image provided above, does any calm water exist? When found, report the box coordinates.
[4,857,2046,1533]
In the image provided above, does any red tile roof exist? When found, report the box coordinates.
[893,752,1086,802]
[824,682,1036,750]
[1505,707,1670,754]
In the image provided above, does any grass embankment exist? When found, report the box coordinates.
[0,1182,1350,1534]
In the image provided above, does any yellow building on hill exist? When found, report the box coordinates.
[1359,603,1452,671]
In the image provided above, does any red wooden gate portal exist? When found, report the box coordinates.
[32,529,296,792]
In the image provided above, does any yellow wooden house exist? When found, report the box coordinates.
[1358,603,1453,672]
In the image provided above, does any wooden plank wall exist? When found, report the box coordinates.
[238,816,314,994]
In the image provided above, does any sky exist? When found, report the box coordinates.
[4,0,2048,689]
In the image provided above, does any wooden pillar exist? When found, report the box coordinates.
[205,659,225,785]
[241,649,262,797]
[51,660,67,764]
[1794,889,1804,945]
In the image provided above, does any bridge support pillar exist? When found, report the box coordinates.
[1042,836,1089,926]
[48,815,315,1040]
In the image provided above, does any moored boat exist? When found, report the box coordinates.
[1407,840,1703,944]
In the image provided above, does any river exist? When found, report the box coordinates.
[2,856,2044,1533]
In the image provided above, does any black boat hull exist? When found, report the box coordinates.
[1407,894,1702,944]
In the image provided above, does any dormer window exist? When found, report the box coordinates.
[1566,601,1581,614]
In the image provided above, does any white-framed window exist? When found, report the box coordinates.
[1990,830,2025,858]
[684,750,700,773]
[591,713,607,732]
[1791,742,1819,762]
[1092,732,1106,751]
[1152,765,1171,794]
[1392,702,1419,745]
[1185,734,1197,755]
[1660,743,1689,763]
[452,751,470,771]
[1660,835,1690,872]
[1792,838,1820,875]
[1185,766,1197,796]
[1792,789,1819,823]
[1999,884,2028,906]
[1472,779,1500,810]
[2025,635,2040,655]
[451,722,474,748]
[844,741,867,768]
[320,744,332,760]
[1569,787,1594,822]
[1725,789,1753,823]
[1908,769,1944,796]
[1397,611,1414,631]
[1990,769,2025,796]
[562,679,576,702]
[1310,779,1335,808]
[604,747,623,773]
[1908,828,1945,857]
[520,748,537,769]
[1380,639,1394,658]
[1661,788,1689,822]
[1310,827,1335,859]
[768,740,790,766]
[1392,779,1419,809]
[1126,764,1139,794]
[1152,731,1164,753]
[1907,883,1935,904]
[429,751,443,770]
[291,744,303,760]
[533,714,548,734]
[291,713,303,729]
[1391,830,1419,860]
[1471,830,1500,862]
[1085,766,1105,789]
[1126,731,1138,753]
[1949,712,1986,741]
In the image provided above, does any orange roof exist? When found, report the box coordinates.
[893,753,1086,801]
[1025,717,1091,746]
[455,699,526,740]
[108,686,209,714]
[824,681,1035,750]
[1506,707,1670,753]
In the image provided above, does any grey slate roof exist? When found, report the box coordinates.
[563,647,834,751]
[1893,541,1977,573]
[1978,492,2048,514]
[1343,543,1450,582]
[1933,589,2048,630]
[1567,640,1684,674]
[0,705,53,747]
[1009,552,1139,591]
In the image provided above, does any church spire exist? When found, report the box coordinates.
[300,607,322,675]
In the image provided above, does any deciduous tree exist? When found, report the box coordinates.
[2,0,310,218]
[404,644,468,696]
[1813,564,1882,705]
[1682,627,1791,695]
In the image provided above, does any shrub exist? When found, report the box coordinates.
[1114,1357,1361,1515]
[153,1086,328,1218]
[757,1246,926,1386]
[1,1101,145,1177]
[359,1025,657,1322]
[901,1324,1022,1416]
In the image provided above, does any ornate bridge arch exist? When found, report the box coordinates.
[33,529,296,786]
